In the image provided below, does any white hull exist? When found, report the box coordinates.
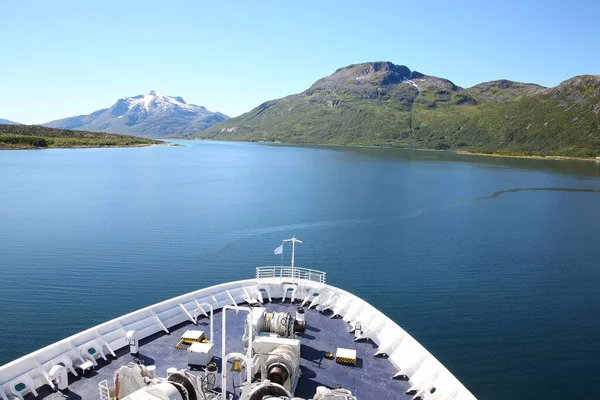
[0,267,476,400]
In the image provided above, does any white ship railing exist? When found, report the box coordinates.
[256,266,326,283]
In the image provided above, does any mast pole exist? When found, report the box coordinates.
[291,236,295,268]
[282,236,302,279]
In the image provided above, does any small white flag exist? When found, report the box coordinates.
[274,245,283,255]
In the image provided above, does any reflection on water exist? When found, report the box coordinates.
[264,142,600,178]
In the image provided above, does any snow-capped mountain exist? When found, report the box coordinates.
[43,91,228,138]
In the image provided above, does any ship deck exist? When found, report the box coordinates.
[25,301,412,400]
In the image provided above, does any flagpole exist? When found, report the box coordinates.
[281,240,284,266]
[282,236,302,279]
[291,237,295,268]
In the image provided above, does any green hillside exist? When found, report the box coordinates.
[191,62,600,158]
[0,124,162,149]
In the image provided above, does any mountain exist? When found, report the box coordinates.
[43,91,228,139]
[0,119,21,125]
[193,62,600,158]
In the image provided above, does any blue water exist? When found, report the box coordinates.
[1,141,600,399]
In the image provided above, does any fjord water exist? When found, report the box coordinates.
[1,141,600,399]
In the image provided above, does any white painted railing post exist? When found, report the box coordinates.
[179,303,197,324]
[152,310,169,334]
[96,331,116,357]
[194,298,209,317]
[226,289,239,311]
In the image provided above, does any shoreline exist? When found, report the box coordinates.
[265,141,600,162]
[0,142,177,151]
[193,138,600,163]
[0,125,170,150]
[455,150,600,162]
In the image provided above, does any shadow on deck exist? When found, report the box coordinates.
[26,301,411,399]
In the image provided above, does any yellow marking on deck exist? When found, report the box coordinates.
[175,336,204,350]
[335,357,356,365]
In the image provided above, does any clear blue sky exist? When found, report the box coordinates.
[1,0,599,124]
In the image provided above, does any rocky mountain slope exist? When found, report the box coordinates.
[192,62,600,158]
[44,91,228,139]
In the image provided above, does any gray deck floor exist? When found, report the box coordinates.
[26,301,412,399]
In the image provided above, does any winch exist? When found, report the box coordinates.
[244,306,307,346]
